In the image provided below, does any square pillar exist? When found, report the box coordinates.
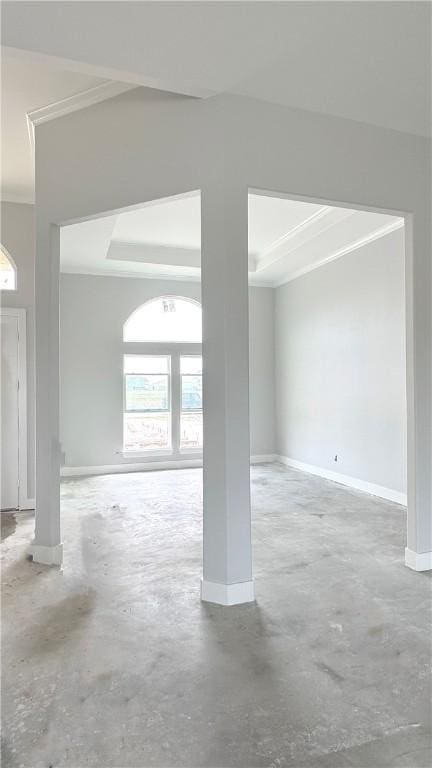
[200,184,254,605]
[404,208,432,571]
[29,221,62,566]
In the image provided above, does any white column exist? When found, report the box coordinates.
[404,207,432,572]
[200,184,254,605]
[29,221,62,566]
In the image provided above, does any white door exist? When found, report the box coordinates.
[1,314,19,510]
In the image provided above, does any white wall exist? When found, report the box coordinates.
[249,284,275,456]
[59,274,275,467]
[0,202,35,499]
[275,228,406,494]
[35,86,431,557]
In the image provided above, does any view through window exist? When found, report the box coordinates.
[123,297,202,455]
[0,246,16,291]
[180,356,203,449]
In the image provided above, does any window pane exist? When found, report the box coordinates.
[0,247,16,291]
[124,413,170,451]
[124,355,169,374]
[180,356,202,450]
[180,412,203,450]
[125,374,168,411]
[180,356,202,374]
[124,297,202,342]
[181,375,202,410]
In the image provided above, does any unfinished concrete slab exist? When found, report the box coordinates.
[2,464,431,767]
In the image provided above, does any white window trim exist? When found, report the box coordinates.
[123,295,202,344]
[123,353,172,452]
[122,343,202,460]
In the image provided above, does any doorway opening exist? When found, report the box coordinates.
[248,187,408,563]
[59,190,203,478]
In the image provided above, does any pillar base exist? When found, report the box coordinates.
[29,541,63,566]
[201,578,255,606]
[405,547,432,572]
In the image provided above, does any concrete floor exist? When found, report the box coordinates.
[2,463,431,768]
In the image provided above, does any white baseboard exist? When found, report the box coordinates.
[61,459,203,477]
[61,455,276,478]
[201,578,255,606]
[28,541,63,566]
[276,455,407,506]
[19,498,35,510]
[250,454,277,464]
[405,548,432,572]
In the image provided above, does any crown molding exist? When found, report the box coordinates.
[256,205,353,272]
[26,81,136,153]
[275,218,404,287]
[106,239,257,272]
[60,219,403,288]
[59,265,273,287]
[107,240,201,269]
[259,205,331,262]
[60,265,203,283]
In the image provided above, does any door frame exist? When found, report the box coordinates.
[1,307,29,510]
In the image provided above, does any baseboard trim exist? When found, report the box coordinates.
[28,541,63,566]
[61,459,202,477]
[201,578,255,606]
[19,498,35,511]
[61,455,276,478]
[276,455,407,506]
[250,454,277,464]
[405,548,432,572]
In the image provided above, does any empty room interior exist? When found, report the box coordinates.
[1,2,431,767]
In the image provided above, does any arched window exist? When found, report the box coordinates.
[124,296,202,343]
[0,245,17,291]
[122,296,202,456]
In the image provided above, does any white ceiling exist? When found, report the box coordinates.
[2,1,430,138]
[2,2,429,203]
[60,192,404,287]
[1,54,110,203]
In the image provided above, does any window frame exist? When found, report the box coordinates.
[122,297,202,459]
[179,354,203,453]
[123,354,171,414]
[123,295,202,343]
[123,353,172,454]
[0,245,17,292]
[124,372,170,413]
[180,356,203,413]
[122,347,203,458]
